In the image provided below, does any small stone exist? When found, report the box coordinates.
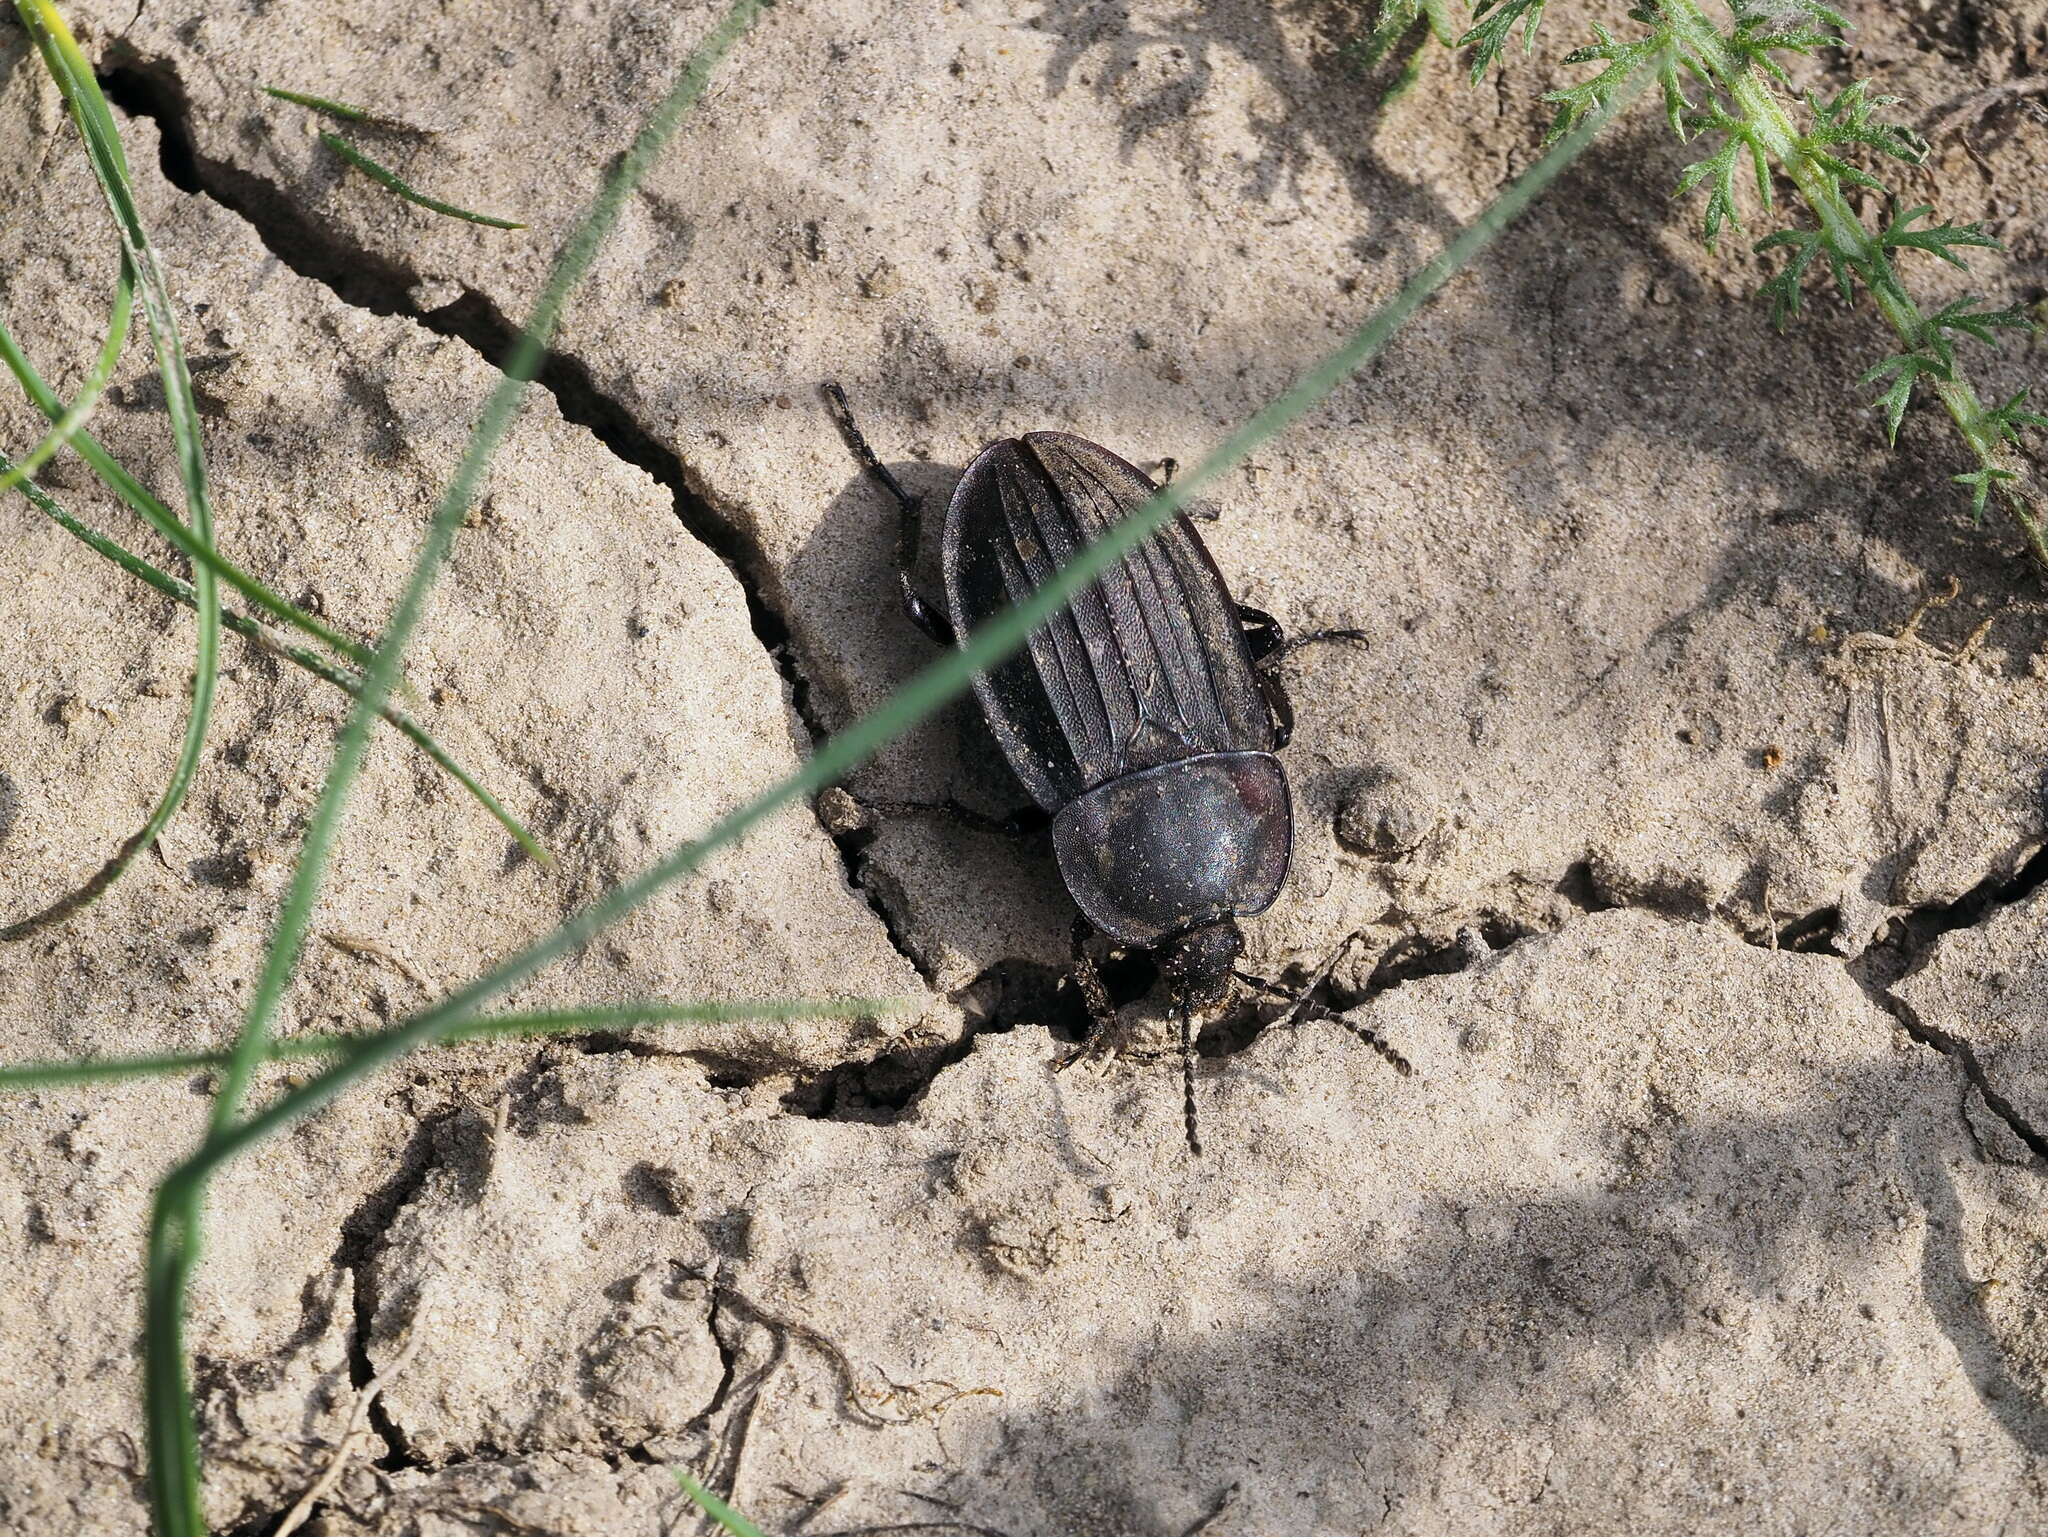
[408,275,465,312]
[1334,767,1434,858]
[814,786,867,836]
[1760,744,1784,770]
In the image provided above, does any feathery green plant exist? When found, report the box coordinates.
[6,2,1653,1530]
[1359,0,2048,573]
[1343,0,1457,103]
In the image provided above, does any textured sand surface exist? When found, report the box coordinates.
[3,2,2047,1533]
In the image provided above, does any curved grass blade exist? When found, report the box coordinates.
[674,1470,771,1537]
[265,85,440,134]
[140,47,1652,1536]
[5,463,550,862]
[143,5,772,1530]
[321,132,524,228]
[0,319,374,668]
[0,264,132,498]
[10,0,219,939]
[0,998,900,1091]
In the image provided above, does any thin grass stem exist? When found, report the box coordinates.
[138,51,1649,1533]
[0,999,899,1091]
[9,1,219,940]
[5,464,550,861]
[0,320,374,668]
[261,85,372,122]
[320,133,524,228]
[0,264,132,498]
[675,1470,771,1537]
[142,4,772,1529]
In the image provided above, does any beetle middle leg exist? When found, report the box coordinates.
[822,380,954,645]
[1238,604,1371,668]
[1237,605,1369,749]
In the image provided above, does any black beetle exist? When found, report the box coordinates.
[824,385,1403,1152]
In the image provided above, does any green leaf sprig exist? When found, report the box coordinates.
[1365,0,2048,572]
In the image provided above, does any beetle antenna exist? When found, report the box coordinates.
[1331,1014,1413,1077]
[1281,931,1361,1030]
[1270,933,1413,1077]
[821,380,921,517]
[1230,967,1289,1001]
[1178,1000,1202,1157]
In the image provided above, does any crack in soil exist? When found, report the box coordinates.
[1853,842,2048,1163]
[89,29,2048,1162]
[328,1111,453,1474]
[95,54,934,991]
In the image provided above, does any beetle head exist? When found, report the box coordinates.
[1158,919,1243,1012]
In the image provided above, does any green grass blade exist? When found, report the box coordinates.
[0,317,374,668]
[208,0,767,1132]
[0,264,132,498]
[262,85,373,122]
[674,1470,772,1537]
[9,0,219,940]
[5,462,551,861]
[320,133,525,228]
[0,998,900,1090]
[143,5,772,1530]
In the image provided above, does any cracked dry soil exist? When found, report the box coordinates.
[5,2,2048,1534]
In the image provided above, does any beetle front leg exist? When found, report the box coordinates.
[1056,916,1122,1071]
[822,380,954,645]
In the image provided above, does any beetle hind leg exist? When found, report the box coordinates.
[1238,606,1369,749]
[821,380,954,645]
[843,793,1049,840]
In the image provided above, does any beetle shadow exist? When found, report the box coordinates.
[789,458,1082,983]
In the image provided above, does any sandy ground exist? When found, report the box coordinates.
[3,1,2047,1532]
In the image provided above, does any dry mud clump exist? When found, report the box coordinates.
[3,1,2048,1533]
